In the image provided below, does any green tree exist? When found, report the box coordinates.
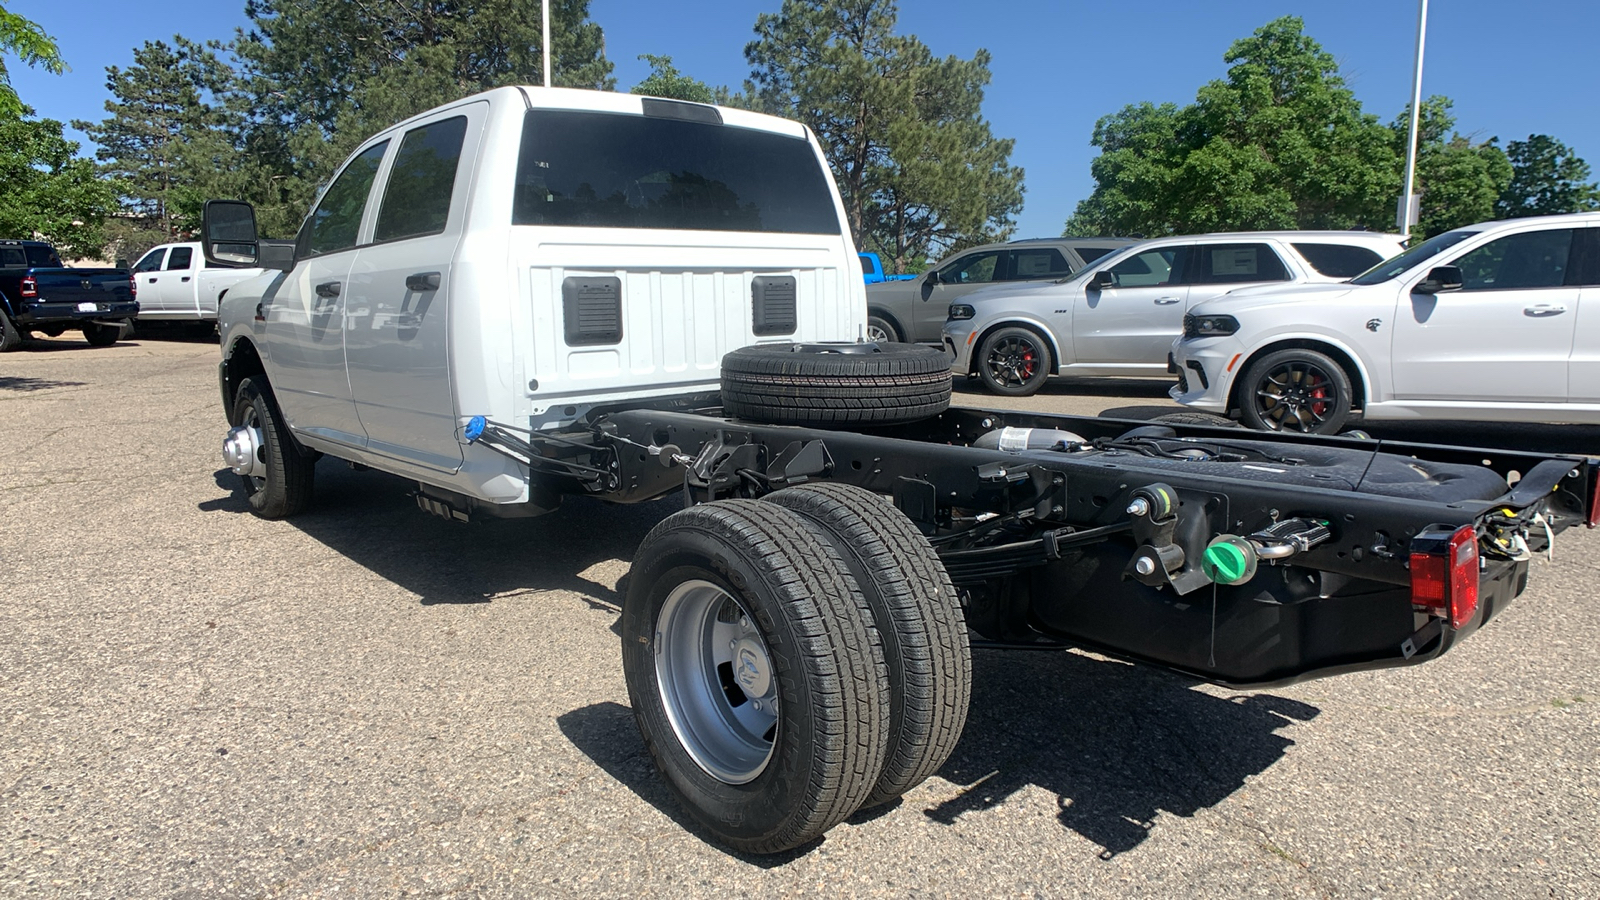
[0,3,64,116]
[1495,134,1600,219]
[745,0,1023,272]
[1392,97,1511,237]
[1066,16,1398,237]
[0,111,119,255]
[74,38,241,244]
[631,55,714,103]
[234,0,615,234]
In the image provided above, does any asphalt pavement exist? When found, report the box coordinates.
[2,333,1597,897]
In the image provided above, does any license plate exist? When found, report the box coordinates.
[77,302,98,312]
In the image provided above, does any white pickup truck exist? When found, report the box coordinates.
[129,242,263,323]
[199,87,1597,856]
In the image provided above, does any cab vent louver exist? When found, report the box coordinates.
[562,276,623,345]
[751,275,797,336]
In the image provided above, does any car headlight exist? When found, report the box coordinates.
[1183,314,1239,338]
[947,303,976,321]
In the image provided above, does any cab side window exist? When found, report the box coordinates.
[165,247,193,270]
[1184,243,1289,285]
[133,249,167,273]
[303,140,390,258]
[374,116,468,243]
[1452,229,1574,291]
[938,250,1003,285]
[1108,247,1187,287]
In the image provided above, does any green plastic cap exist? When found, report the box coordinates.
[1203,540,1252,585]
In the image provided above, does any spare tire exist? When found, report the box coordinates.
[721,342,952,427]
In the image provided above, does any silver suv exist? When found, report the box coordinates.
[864,237,1134,343]
[943,230,1406,396]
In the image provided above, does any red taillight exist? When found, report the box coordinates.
[129,274,137,300]
[20,276,37,298]
[1410,524,1480,629]
[1587,471,1599,528]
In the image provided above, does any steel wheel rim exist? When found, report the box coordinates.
[654,579,779,784]
[984,335,1040,388]
[242,402,267,493]
[1253,361,1336,433]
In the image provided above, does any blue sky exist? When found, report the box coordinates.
[9,0,1598,239]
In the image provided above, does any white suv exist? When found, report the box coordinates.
[942,230,1403,396]
[1170,212,1600,432]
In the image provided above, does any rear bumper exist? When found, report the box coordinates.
[14,299,139,326]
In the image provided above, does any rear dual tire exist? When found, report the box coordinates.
[622,488,970,852]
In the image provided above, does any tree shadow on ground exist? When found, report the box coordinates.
[927,648,1317,858]
[559,648,1317,862]
[201,461,676,611]
[0,374,86,391]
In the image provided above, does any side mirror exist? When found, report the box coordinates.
[259,240,297,272]
[201,199,268,269]
[1088,270,1116,291]
[925,270,943,285]
[1414,265,1463,294]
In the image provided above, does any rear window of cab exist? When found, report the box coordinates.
[512,109,842,235]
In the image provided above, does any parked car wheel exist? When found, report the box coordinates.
[764,482,970,807]
[976,326,1051,397]
[621,500,888,853]
[82,322,123,347]
[1238,349,1352,435]
[230,376,316,518]
[0,310,23,351]
[720,342,951,427]
[865,314,902,344]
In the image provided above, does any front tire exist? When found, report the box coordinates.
[866,314,902,344]
[975,326,1052,397]
[230,376,315,518]
[763,483,971,807]
[1238,349,1352,434]
[622,501,889,854]
[82,322,123,347]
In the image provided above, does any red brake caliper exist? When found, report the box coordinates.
[1307,374,1329,416]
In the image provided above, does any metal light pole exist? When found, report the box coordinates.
[542,0,552,87]
[1398,0,1428,238]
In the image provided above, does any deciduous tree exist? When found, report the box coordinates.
[0,2,64,117]
[631,55,714,104]
[0,111,119,256]
[1496,134,1600,219]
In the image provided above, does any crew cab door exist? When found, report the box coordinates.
[131,248,167,312]
[1073,244,1191,364]
[1391,226,1579,402]
[156,245,197,314]
[344,104,484,472]
[264,139,390,448]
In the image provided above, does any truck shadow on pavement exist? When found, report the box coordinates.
[557,649,1319,862]
[927,648,1317,858]
[202,462,678,613]
[0,374,86,391]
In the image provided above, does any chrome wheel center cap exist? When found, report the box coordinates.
[732,637,772,697]
[223,425,266,477]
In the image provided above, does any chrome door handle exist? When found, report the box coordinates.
[1523,305,1566,317]
[1153,297,1181,305]
[315,281,341,299]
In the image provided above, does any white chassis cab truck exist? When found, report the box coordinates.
[129,241,263,323]
[204,88,1597,855]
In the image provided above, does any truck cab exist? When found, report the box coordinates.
[130,242,263,323]
[210,87,864,509]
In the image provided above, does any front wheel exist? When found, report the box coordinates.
[82,322,124,347]
[229,376,316,518]
[1238,349,1352,434]
[976,326,1052,396]
[866,314,902,344]
[622,500,888,853]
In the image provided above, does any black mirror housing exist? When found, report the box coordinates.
[1089,270,1116,291]
[201,199,263,268]
[1415,265,1464,295]
[259,240,297,272]
[925,270,943,285]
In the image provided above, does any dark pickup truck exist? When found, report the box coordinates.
[0,239,139,350]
